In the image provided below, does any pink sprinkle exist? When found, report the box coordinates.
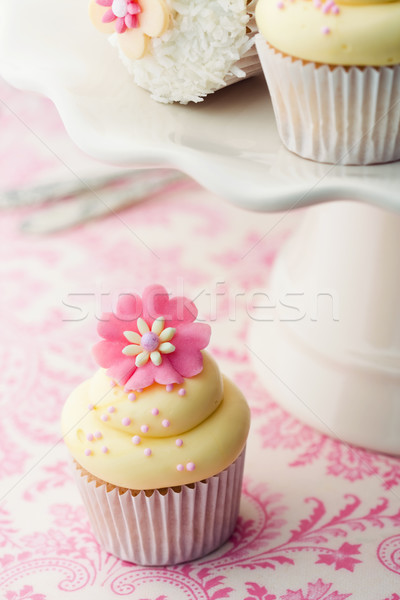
[151,408,159,416]
[88,403,94,411]
[136,389,143,393]
[101,446,109,453]
[132,435,141,445]
[144,448,152,456]
[166,384,173,392]
[162,419,170,428]
[331,4,339,13]
[141,424,149,433]
[128,392,136,402]
[94,431,102,439]
[86,433,94,442]
[176,439,183,447]
[176,464,184,471]
[108,406,116,413]
[276,0,284,8]
[101,414,109,422]
[321,26,331,34]
[84,449,92,456]
[122,417,131,426]
[110,380,116,387]
[186,462,196,471]
[178,388,186,397]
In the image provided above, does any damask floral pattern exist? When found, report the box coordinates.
[1,77,400,598]
[4,586,46,600]
[244,579,352,600]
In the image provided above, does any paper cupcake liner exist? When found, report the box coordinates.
[255,36,400,165]
[224,0,262,87]
[73,449,246,566]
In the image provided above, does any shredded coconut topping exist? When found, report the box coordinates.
[110,0,258,103]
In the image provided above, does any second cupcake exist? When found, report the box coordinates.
[255,0,400,165]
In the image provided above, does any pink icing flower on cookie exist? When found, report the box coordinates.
[93,285,211,391]
[89,0,170,59]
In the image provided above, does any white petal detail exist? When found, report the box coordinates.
[135,351,150,367]
[122,344,143,356]
[151,316,165,335]
[123,330,142,344]
[158,342,175,354]
[137,318,150,335]
[159,327,176,342]
[150,351,162,366]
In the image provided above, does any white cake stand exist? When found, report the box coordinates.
[2,0,400,454]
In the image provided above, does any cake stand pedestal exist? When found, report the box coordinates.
[250,199,400,454]
[1,0,400,454]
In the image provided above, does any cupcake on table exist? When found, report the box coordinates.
[255,0,400,165]
[62,284,250,565]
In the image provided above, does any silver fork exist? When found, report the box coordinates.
[1,168,186,234]
[0,169,139,209]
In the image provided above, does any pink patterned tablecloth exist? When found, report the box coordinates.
[1,78,400,600]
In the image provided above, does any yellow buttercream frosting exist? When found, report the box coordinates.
[255,0,400,66]
[62,352,250,489]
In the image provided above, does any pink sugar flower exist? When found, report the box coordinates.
[93,284,211,391]
[89,0,170,60]
[96,0,142,34]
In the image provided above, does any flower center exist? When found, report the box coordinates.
[141,332,160,352]
[112,0,128,18]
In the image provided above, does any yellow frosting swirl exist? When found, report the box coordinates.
[62,352,250,489]
[255,0,400,66]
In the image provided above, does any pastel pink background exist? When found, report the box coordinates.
[1,77,400,600]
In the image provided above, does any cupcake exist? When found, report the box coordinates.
[62,284,250,565]
[255,0,400,165]
[88,0,261,104]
